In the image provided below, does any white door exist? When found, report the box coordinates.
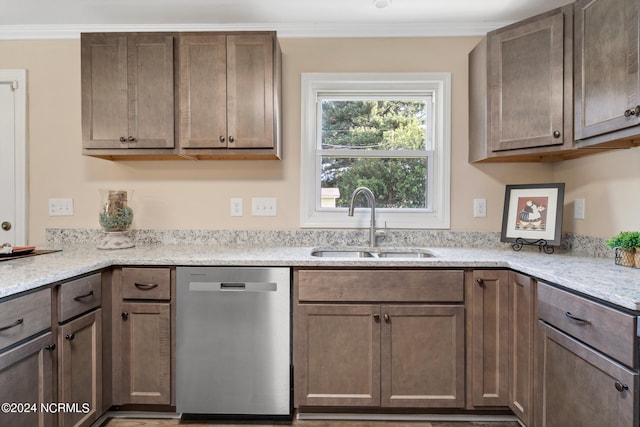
[0,70,27,246]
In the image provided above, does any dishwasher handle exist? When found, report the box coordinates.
[189,281,278,292]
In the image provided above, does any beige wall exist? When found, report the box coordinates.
[4,36,635,245]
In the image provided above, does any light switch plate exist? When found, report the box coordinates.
[574,198,585,220]
[48,198,74,216]
[252,198,277,216]
[473,198,487,218]
[230,198,243,217]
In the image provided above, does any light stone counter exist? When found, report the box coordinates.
[1,244,640,311]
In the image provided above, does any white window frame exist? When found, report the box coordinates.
[300,72,451,229]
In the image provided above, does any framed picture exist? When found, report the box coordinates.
[500,183,565,246]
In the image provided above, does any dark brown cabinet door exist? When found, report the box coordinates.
[0,333,54,427]
[178,34,228,149]
[227,34,275,149]
[508,272,535,426]
[381,305,465,408]
[58,310,102,427]
[120,302,171,405]
[574,0,640,141]
[179,33,276,152]
[468,270,509,407]
[82,33,174,150]
[537,322,638,427]
[489,8,567,152]
[294,304,381,407]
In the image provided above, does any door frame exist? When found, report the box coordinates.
[0,69,27,245]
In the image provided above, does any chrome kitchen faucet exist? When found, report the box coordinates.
[348,186,381,247]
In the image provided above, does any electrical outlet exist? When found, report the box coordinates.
[574,198,586,220]
[251,197,277,216]
[230,198,243,217]
[473,198,487,218]
[48,198,74,216]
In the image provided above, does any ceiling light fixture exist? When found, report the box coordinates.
[372,0,392,9]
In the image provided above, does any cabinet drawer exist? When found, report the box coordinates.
[297,269,464,302]
[121,267,171,300]
[58,272,102,323]
[0,288,51,351]
[538,282,637,367]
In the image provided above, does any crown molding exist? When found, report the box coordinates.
[0,22,504,40]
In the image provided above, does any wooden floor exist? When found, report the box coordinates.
[101,417,520,427]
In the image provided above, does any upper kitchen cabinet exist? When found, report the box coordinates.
[574,0,640,148]
[177,32,282,159]
[470,5,581,162]
[81,33,176,159]
[469,5,616,162]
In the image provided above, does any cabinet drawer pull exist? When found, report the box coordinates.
[73,290,94,301]
[564,311,591,325]
[121,311,129,320]
[615,381,629,393]
[65,333,75,341]
[0,318,23,331]
[134,282,159,290]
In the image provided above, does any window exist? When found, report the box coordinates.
[300,73,451,229]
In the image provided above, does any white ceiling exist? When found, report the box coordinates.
[2,0,573,39]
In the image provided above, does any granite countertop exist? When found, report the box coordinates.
[1,244,640,311]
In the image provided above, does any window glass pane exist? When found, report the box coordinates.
[320,100,430,150]
[321,157,427,209]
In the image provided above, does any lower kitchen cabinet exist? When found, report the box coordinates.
[467,270,509,407]
[112,267,174,406]
[535,281,639,427]
[508,272,535,426]
[294,268,466,410]
[119,302,171,405]
[536,322,638,427]
[58,309,102,427]
[295,303,465,408]
[0,333,55,427]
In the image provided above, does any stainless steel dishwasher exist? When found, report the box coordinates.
[176,266,291,419]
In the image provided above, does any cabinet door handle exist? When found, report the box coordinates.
[121,311,129,320]
[373,313,380,321]
[476,278,484,287]
[120,136,127,143]
[127,136,137,142]
[228,136,235,143]
[73,290,94,301]
[219,136,226,143]
[0,318,23,331]
[383,313,390,322]
[564,311,591,325]
[45,343,56,351]
[624,109,634,117]
[65,333,75,341]
[615,381,629,393]
[553,130,561,138]
[134,282,158,290]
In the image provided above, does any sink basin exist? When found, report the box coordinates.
[377,250,435,258]
[310,249,375,258]
[310,248,435,258]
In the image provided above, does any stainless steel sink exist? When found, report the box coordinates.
[310,249,375,258]
[310,248,435,258]
[377,249,435,258]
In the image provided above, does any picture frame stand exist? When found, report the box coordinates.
[512,238,554,254]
